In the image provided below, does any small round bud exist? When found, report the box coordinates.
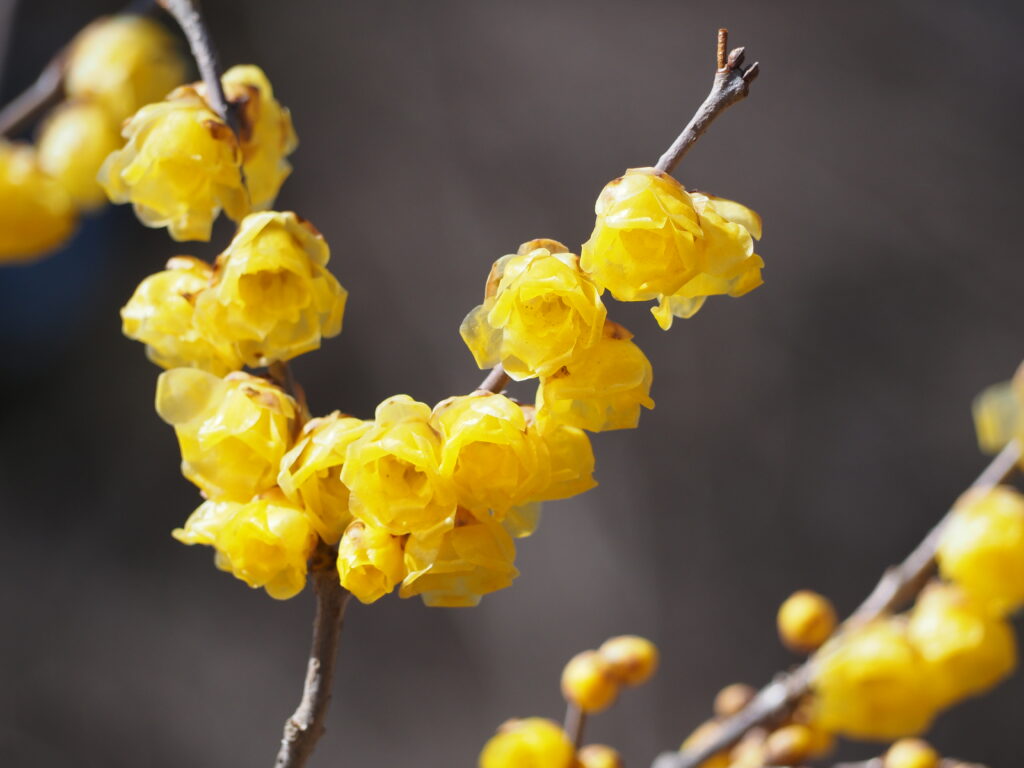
[680,720,730,768]
[777,590,837,653]
[598,635,659,686]
[884,738,940,768]
[561,650,619,713]
[576,744,623,768]
[763,724,814,765]
[713,683,756,717]
[480,717,573,768]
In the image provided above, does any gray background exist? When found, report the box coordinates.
[2,1,1024,765]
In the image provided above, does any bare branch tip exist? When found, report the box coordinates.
[742,61,761,83]
[717,28,728,70]
[726,46,747,70]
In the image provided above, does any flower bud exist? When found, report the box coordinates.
[561,650,619,713]
[577,744,623,768]
[777,589,837,653]
[598,635,659,686]
[37,101,122,210]
[712,683,755,717]
[479,718,573,768]
[762,724,815,765]
[884,738,940,768]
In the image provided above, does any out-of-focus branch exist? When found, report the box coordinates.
[833,760,986,768]
[563,703,587,751]
[653,28,760,175]
[0,51,65,138]
[274,540,350,768]
[652,439,1021,768]
[157,0,240,135]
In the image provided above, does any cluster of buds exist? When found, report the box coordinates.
[0,14,186,263]
[479,635,659,768]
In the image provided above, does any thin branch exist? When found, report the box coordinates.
[833,760,985,768]
[478,363,511,394]
[157,0,240,135]
[274,540,351,768]
[563,703,587,751]
[653,28,760,175]
[651,439,1021,768]
[0,51,65,138]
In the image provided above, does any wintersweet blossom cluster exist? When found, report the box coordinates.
[0,14,185,264]
[479,635,657,768]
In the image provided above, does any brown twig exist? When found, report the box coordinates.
[478,363,511,394]
[653,28,760,175]
[833,761,985,768]
[157,0,240,136]
[651,440,1020,768]
[274,540,351,768]
[0,51,66,138]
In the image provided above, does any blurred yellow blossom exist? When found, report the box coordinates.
[278,412,371,543]
[156,368,297,500]
[972,379,1019,454]
[121,256,243,375]
[173,492,316,599]
[776,589,837,654]
[479,718,573,768]
[213,65,298,210]
[336,521,406,604]
[576,745,623,768]
[432,392,548,515]
[536,321,653,433]
[907,582,1016,707]
[598,635,659,686]
[580,167,702,301]
[561,649,619,713]
[37,101,122,210]
[341,395,456,537]
[0,140,76,262]
[401,511,518,607]
[530,421,598,501]
[99,91,248,241]
[884,739,941,768]
[65,14,185,122]
[937,485,1024,616]
[810,618,938,740]
[461,239,606,380]
[652,192,763,330]
[194,211,346,367]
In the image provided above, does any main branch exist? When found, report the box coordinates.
[0,52,65,138]
[274,541,351,768]
[652,439,1021,768]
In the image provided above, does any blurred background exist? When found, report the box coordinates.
[2,0,1024,765]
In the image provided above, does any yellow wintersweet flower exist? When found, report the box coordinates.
[501,503,542,538]
[907,582,1016,708]
[65,14,186,122]
[156,368,298,500]
[99,90,248,241]
[561,650,619,712]
[401,511,518,607]
[536,321,654,433]
[37,101,122,210]
[173,492,316,600]
[341,395,457,537]
[432,392,549,515]
[576,745,623,768]
[121,256,242,375]
[479,718,574,768]
[810,618,939,741]
[214,65,298,210]
[461,239,607,380]
[652,192,764,330]
[278,412,372,543]
[529,419,598,501]
[971,379,1019,454]
[0,141,76,263]
[194,211,346,367]
[336,521,406,604]
[937,485,1024,616]
[580,167,703,301]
